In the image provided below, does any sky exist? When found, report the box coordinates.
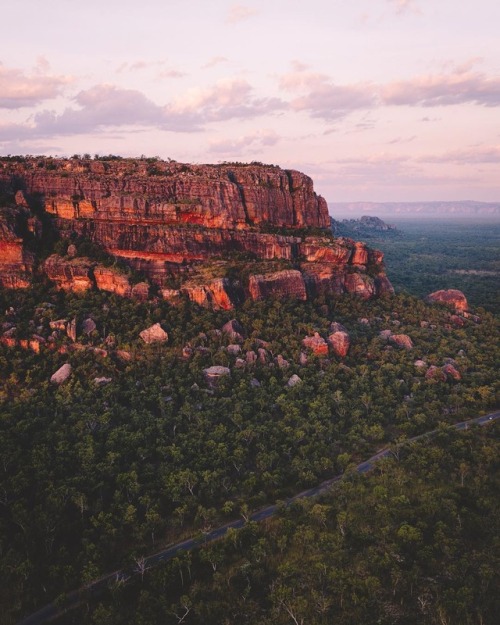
[1,0,499,203]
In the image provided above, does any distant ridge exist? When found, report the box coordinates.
[329,201,500,219]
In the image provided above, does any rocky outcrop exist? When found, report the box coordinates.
[249,270,307,301]
[203,365,231,388]
[43,255,95,292]
[426,289,468,312]
[302,332,329,356]
[50,363,72,385]
[327,323,350,358]
[0,156,393,306]
[139,323,168,344]
[389,334,414,350]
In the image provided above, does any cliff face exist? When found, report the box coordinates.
[0,157,393,307]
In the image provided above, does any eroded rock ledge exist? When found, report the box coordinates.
[0,156,393,307]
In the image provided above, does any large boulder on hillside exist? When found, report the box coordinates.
[426,289,468,312]
[221,319,245,343]
[203,365,231,388]
[302,332,328,356]
[140,323,168,344]
[327,324,350,358]
[389,334,413,350]
[51,363,72,385]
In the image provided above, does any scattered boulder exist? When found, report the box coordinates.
[287,374,302,387]
[426,289,468,312]
[82,318,96,335]
[50,319,67,331]
[258,348,269,364]
[425,365,446,382]
[276,354,290,369]
[227,344,241,356]
[67,244,77,258]
[131,282,150,301]
[116,350,132,362]
[250,378,261,388]
[390,334,413,350]
[203,365,231,388]
[299,351,308,366]
[235,358,246,369]
[221,319,245,343]
[51,363,72,385]
[327,327,350,358]
[246,350,257,365]
[182,346,193,359]
[94,377,112,385]
[442,363,461,380]
[67,317,77,342]
[140,323,168,344]
[302,332,328,356]
[379,329,392,340]
[414,359,427,369]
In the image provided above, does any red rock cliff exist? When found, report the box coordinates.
[0,156,393,307]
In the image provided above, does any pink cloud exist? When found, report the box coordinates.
[387,0,421,15]
[208,129,279,154]
[382,65,500,107]
[202,56,229,69]
[226,4,258,24]
[0,62,71,109]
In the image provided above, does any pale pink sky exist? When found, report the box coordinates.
[1,0,499,202]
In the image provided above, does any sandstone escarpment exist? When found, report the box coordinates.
[0,156,393,307]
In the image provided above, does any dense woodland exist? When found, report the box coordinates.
[353,219,499,313]
[0,220,499,624]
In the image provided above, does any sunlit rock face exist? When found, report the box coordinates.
[426,289,468,312]
[0,157,393,307]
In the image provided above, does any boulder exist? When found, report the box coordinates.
[51,363,72,385]
[82,318,96,335]
[426,289,468,312]
[276,354,289,369]
[140,323,168,344]
[414,359,427,368]
[389,334,413,350]
[287,374,302,387]
[94,377,112,385]
[227,344,241,356]
[302,332,328,356]
[327,328,350,358]
[221,319,245,343]
[442,363,461,380]
[425,365,446,382]
[203,365,231,388]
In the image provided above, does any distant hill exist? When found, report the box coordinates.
[331,215,401,239]
[329,201,500,219]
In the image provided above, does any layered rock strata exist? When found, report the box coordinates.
[0,157,393,307]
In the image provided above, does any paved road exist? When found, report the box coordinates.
[17,410,499,625]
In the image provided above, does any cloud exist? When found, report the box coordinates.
[279,62,376,120]
[0,62,71,109]
[382,64,500,107]
[208,129,279,154]
[202,56,229,69]
[226,4,258,24]
[167,78,285,123]
[0,79,285,141]
[417,145,500,164]
[387,0,420,15]
[278,60,500,121]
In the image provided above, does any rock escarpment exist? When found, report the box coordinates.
[0,156,393,307]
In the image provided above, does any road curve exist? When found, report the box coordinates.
[17,410,500,625]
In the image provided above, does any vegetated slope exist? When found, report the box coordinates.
[69,422,500,625]
[1,283,498,624]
